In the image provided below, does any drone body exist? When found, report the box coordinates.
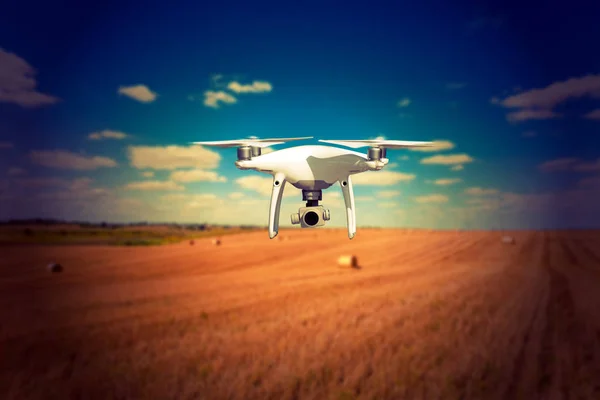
[235,145,387,189]
[192,137,433,239]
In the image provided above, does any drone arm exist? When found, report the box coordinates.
[268,172,287,239]
[339,176,357,239]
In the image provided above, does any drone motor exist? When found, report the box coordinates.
[251,146,261,157]
[237,146,252,160]
[367,146,385,161]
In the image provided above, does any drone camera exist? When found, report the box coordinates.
[291,206,330,228]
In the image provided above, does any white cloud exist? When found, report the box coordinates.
[11,176,111,201]
[585,109,600,120]
[228,192,245,200]
[493,74,600,122]
[538,158,579,172]
[352,171,415,185]
[414,194,449,203]
[128,145,221,170]
[432,178,461,186]
[142,171,154,178]
[235,175,300,198]
[397,98,411,107]
[506,109,560,122]
[377,190,401,198]
[393,208,405,215]
[398,155,409,161]
[378,201,398,208]
[451,165,464,171]
[160,193,188,201]
[151,192,225,211]
[7,167,26,176]
[88,130,129,140]
[203,90,237,108]
[118,84,157,103]
[160,192,218,203]
[14,177,71,188]
[0,48,60,107]
[0,141,14,149]
[421,153,474,165]
[36,178,110,200]
[539,157,600,172]
[574,160,600,172]
[235,176,271,196]
[499,74,600,110]
[465,187,499,196]
[169,169,227,183]
[29,150,117,170]
[227,80,272,94]
[125,180,184,191]
[355,196,375,201]
[409,140,455,152]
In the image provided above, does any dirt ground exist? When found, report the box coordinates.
[1,229,599,400]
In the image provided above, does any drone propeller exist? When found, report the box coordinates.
[191,136,313,148]
[318,139,434,149]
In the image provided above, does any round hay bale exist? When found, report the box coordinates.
[211,238,221,246]
[189,239,195,246]
[337,255,358,268]
[47,262,63,273]
[502,236,515,244]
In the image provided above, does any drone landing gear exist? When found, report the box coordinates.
[268,172,287,239]
[339,176,356,239]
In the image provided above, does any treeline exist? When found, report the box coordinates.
[0,218,262,230]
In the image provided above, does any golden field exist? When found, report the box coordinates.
[1,228,600,399]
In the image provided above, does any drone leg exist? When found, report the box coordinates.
[339,176,356,239]
[268,172,287,239]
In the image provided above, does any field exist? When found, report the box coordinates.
[1,228,600,399]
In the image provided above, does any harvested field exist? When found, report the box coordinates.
[1,229,600,399]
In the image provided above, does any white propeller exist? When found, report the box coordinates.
[318,139,434,149]
[191,136,313,148]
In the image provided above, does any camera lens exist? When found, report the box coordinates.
[303,211,319,226]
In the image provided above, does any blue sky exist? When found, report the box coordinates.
[1,0,599,229]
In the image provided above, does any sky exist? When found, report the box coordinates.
[1,0,599,229]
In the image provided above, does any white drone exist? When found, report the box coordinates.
[191,137,433,239]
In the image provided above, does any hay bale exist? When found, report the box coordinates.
[211,238,221,246]
[189,240,195,246]
[337,255,358,268]
[502,236,515,244]
[47,262,63,273]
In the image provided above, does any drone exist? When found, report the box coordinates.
[191,136,434,239]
